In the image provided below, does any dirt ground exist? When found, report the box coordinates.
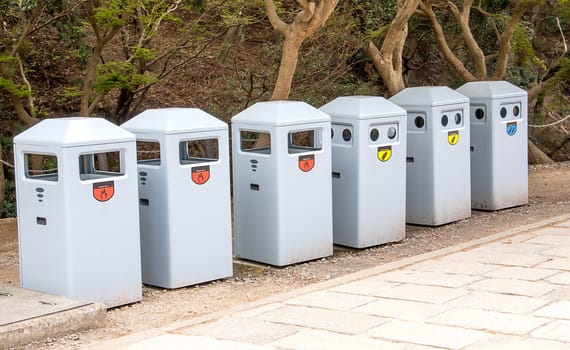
[2,162,570,349]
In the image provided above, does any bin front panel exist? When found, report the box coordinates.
[15,146,68,296]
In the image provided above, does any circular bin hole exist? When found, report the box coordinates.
[441,114,449,127]
[387,127,397,139]
[342,128,352,142]
[475,108,485,120]
[370,128,379,141]
[414,116,425,128]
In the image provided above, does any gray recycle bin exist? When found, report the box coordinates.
[457,81,528,210]
[232,101,333,266]
[390,87,471,226]
[320,96,407,248]
[122,108,233,288]
[13,117,142,308]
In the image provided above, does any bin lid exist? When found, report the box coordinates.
[231,101,330,127]
[319,96,406,120]
[389,86,469,108]
[13,117,135,147]
[457,80,527,100]
[121,108,227,135]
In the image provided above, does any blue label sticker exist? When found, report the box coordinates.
[506,122,517,136]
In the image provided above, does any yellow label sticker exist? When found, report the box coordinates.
[377,146,392,162]
[448,131,459,145]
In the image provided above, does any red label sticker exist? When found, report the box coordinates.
[192,165,210,185]
[93,181,114,202]
[299,155,315,172]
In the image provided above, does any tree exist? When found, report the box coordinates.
[364,0,420,96]
[415,0,541,82]
[265,0,339,100]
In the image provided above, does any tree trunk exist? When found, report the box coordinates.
[0,152,5,217]
[271,35,303,100]
[365,41,406,96]
[528,139,554,164]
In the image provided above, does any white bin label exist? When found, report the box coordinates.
[377,146,392,162]
[192,165,210,185]
[298,155,315,172]
[93,181,115,202]
[448,131,459,145]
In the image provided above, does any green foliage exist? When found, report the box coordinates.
[0,77,31,97]
[94,62,156,92]
[93,0,133,30]
[512,22,545,69]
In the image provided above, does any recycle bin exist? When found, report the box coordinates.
[13,117,142,308]
[121,108,233,288]
[390,87,471,226]
[457,81,528,210]
[232,101,333,266]
[320,96,407,248]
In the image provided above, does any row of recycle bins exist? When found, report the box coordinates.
[14,81,528,308]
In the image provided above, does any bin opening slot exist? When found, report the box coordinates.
[25,153,59,181]
[36,217,47,225]
[137,141,161,166]
[140,198,149,206]
[79,151,124,180]
[250,184,260,191]
[332,172,341,178]
[241,131,271,155]
[180,138,219,165]
[288,129,322,154]
[470,146,474,152]
[406,157,414,163]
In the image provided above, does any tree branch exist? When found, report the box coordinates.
[264,0,288,34]
[493,1,531,79]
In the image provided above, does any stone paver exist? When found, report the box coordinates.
[408,259,497,276]
[484,266,559,281]
[442,250,550,267]
[84,216,570,350]
[445,291,551,314]
[124,334,275,350]
[353,298,448,321]
[177,317,298,344]
[256,305,387,334]
[537,258,570,271]
[376,269,482,288]
[528,226,570,236]
[368,320,491,349]
[534,300,570,320]
[373,284,469,304]
[330,279,400,295]
[541,247,570,258]
[532,320,570,342]
[465,335,570,350]
[270,329,437,350]
[547,272,570,285]
[427,307,549,335]
[526,233,570,246]
[554,220,570,228]
[467,278,556,297]
[284,290,375,311]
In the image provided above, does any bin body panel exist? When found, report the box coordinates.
[232,126,280,264]
[14,117,142,308]
[64,143,142,307]
[165,130,233,287]
[275,124,333,264]
[232,101,333,266]
[14,146,69,296]
[391,87,471,226]
[322,96,407,248]
[122,108,233,288]
[458,81,528,210]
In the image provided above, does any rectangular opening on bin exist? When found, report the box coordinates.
[79,151,124,180]
[180,138,219,165]
[240,131,271,155]
[25,153,58,181]
[137,141,161,166]
[288,129,322,154]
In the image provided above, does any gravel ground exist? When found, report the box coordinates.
[1,162,569,349]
